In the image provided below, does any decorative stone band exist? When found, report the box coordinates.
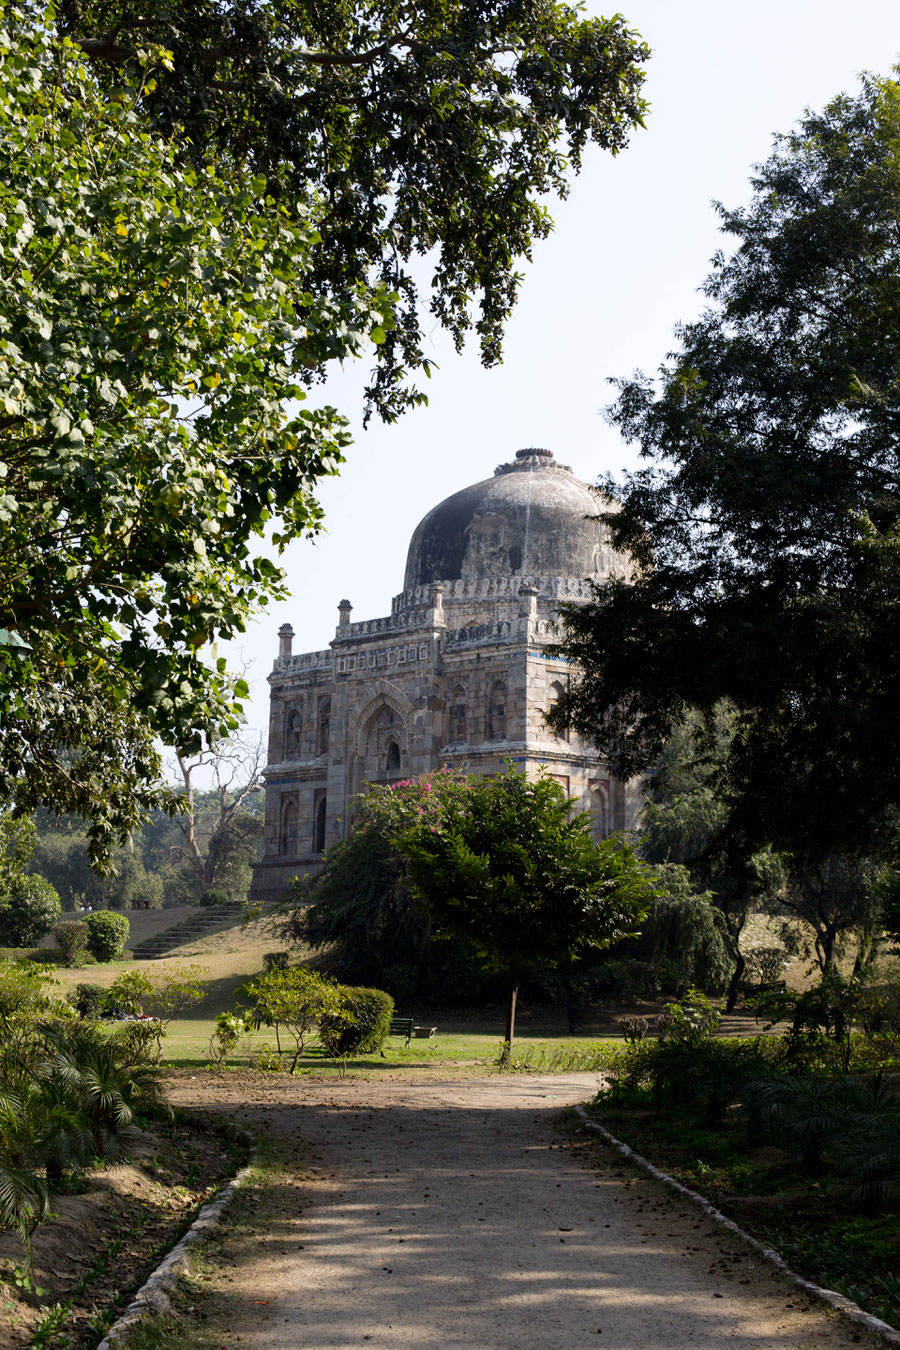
[273,648,333,672]
[95,1115,256,1349]
[573,1103,900,1347]
[391,574,601,617]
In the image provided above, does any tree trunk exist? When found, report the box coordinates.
[563,961,576,1034]
[504,961,519,1055]
[725,949,746,1013]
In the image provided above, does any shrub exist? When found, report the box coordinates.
[199,888,231,907]
[107,969,152,1016]
[263,951,290,972]
[208,1010,252,1071]
[141,964,207,1061]
[239,966,344,1072]
[656,986,721,1046]
[319,986,394,1057]
[0,873,62,947]
[0,959,57,1018]
[619,1016,649,1043]
[84,910,130,962]
[71,982,108,1018]
[54,919,88,968]
[591,958,663,1002]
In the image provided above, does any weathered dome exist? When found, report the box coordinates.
[403,448,623,589]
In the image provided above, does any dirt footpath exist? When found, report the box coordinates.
[168,1073,869,1350]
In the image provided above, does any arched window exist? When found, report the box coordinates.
[487,679,506,741]
[285,704,303,755]
[549,680,569,742]
[313,793,327,853]
[386,740,402,774]
[281,798,298,855]
[317,697,331,756]
[450,686,467,743]
[589,779,610,841]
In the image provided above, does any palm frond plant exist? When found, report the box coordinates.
[746,1074,842,1175]
[828,1074,900,1211]
[0,1088,50,1272]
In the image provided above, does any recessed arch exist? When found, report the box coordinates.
[449,684,467,743]
[487,678,507,741]
[280,795,299,855]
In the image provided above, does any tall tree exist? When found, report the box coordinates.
[401,768,654,1049]
[1,9,648,859]
[172,735,264,896]
[0,21,388,858]
[637,705,782,1009]
[550,71,900,867]
[59,0,650,421]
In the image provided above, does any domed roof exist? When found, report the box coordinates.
[403,448,623,590]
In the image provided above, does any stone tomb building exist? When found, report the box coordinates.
[250,448,642,902]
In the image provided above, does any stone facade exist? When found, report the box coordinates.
[250,449,643,903]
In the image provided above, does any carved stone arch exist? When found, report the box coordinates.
[449,682,468,744]
[284,700,303,756]
[548,679,569,743]
[347,680,416,752]
[348,681,415,793]
[588,778,610,842]
[487,677,507,742]
[280,793,299,856]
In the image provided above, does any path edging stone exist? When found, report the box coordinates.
[573,1102,900,1347]
[95,1114,255,1350]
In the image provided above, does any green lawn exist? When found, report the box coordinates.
[159,1018,622,1073]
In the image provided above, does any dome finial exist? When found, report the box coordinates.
[515,447,553,461]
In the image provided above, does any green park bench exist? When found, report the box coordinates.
[388,1016,415,1046]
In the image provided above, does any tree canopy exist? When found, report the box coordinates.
[58,0,650,421]
[0,5,648,860]
[401,768,654,1046]
[550,71,900,866]
[0,814,61,946]
[0,19,392,857]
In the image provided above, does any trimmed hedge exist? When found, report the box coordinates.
[84,910,130,962]
[0,946,64,963]
[319,985,394,1057]
[199,888,231,907]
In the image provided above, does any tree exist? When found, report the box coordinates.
[32,826,164,911]
[140,964,208,1063]
[636,706,784,1010]
[1,9,648,859]
[239,965,344,1072]
[59,0,650,422]
[639,865,732,997]
[549,71,900,868]
[288,771,486,1001]
[401,768,655,1050]
[0,814,62,947]
[0,22,392,860]
[782,854,883,974]
[170,736,264,898]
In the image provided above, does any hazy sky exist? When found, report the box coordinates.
[209,0,900,759]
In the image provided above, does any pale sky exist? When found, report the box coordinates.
[210,0,900,758]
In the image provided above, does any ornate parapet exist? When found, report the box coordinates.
[271,648,333,679]
[390,573,600,617]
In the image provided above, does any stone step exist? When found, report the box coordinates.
[130,902,250,960]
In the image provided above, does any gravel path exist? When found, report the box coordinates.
[168,1073,869,1350]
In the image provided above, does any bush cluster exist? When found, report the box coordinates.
[0,959,165,1271]
[319,987,395,1058]
[599,982,900,1212]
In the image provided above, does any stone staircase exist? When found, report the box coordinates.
[130,901,249,960]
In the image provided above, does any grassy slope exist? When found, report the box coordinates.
[51,912,627,1070]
